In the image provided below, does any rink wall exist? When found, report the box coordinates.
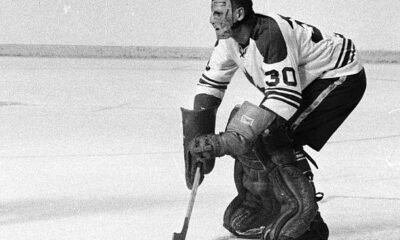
[0,44,398,64]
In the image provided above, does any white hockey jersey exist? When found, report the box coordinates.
[197,13,363,120]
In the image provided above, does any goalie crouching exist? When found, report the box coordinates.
[182,0,367,238]
[184,101,327,240]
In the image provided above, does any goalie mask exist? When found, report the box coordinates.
[210,0,254,39]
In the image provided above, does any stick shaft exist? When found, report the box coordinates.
[185,166,201,220]
[172,166,202,240]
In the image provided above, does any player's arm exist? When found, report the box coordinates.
[188,100,278,176]
[193,39,238,110]
[189,20,301,163]
[183,40,239,188]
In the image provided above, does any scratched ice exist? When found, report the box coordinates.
[0,57,399,240]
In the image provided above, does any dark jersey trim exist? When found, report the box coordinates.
[340,39,353,68]
[349,46,356,64]
[334,39,346,69]
[251,14,288,64]
[201,74,229,84]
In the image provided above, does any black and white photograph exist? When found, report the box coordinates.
[0,1,399,239]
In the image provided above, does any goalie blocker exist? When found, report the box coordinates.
[181,106,217,189]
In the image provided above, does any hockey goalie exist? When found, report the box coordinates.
[180,0,366,239]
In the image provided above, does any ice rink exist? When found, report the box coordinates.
[0,57,399,240]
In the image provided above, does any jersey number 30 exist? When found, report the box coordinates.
[265,67,297,87]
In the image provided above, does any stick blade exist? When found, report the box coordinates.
[172,232,186,240]
[172,217,189,240]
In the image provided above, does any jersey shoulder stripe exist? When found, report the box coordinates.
[251,14,288,64]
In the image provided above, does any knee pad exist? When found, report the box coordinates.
[224,194,278,239]
[224,161,279,239]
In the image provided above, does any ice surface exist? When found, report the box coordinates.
[0,57,399,240]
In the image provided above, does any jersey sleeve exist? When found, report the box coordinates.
[196,40,239,99]
[256,19,302,121]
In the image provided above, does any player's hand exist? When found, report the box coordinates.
[188,134,222,173]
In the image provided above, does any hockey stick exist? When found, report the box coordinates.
[172,165,202,240]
